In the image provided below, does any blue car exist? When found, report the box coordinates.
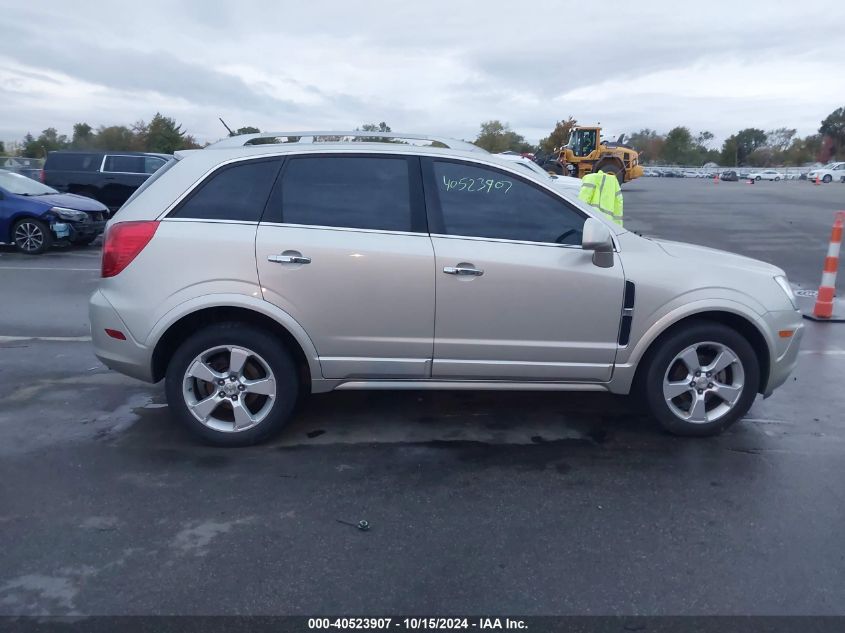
[0,168,108,254]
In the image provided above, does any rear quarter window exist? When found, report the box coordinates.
[45,153,102,171]
[169,158,281,222]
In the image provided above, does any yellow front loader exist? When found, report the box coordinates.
[542,126,644,185]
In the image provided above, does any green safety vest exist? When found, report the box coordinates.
[578,170,624,227]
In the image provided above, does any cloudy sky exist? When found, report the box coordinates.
[1,0,843,148]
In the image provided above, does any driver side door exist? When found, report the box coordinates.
[424,158,625,381]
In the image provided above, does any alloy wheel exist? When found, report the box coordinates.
[662,341,745,424]
[182,345,277,433]
[14,222,44,252]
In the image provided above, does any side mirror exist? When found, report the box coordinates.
[581,218,614,268]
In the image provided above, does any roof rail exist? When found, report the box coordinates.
[207,131,486,153]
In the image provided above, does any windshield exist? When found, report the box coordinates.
[0,170,58,196]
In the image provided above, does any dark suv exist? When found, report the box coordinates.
[42,151,171,211]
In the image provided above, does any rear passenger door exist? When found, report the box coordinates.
[256,154,435,380]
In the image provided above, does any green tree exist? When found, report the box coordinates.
[662,126,695,164]
[0,141,5,156]
[474,120,533,154]
[93,125,135,151]
[232,126,260,135]
[628,128,665,164]
[71,123,95,148]
[145,113,189,154]
[538,117,577,153]
[819,106,845,159]
[354,122,395,143]
[21,128,69,157]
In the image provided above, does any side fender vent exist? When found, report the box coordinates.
[619,281,636,346]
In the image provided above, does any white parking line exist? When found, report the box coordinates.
[0,267,99,272]
[0,335,92,342]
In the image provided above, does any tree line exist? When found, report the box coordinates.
[5,107,844,167]
[9,113,202,157]
[472,106,844,167]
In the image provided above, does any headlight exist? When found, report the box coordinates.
[50,206,87,222]
[774,275,797,309]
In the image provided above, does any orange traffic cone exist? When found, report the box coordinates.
[713,173,719,184]
[815,174,821,185]
[812,212,845,319]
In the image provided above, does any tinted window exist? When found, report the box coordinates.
[432,161,585,245]
[104,155,145,173]
[276,156,412,231]
[171,159,279,221]
[144,156,167,174]
[46,153,101,171]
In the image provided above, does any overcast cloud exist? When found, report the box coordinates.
[1,0,843,147]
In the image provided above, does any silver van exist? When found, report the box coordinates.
[89,131,803,446]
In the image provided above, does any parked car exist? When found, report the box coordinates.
[496,153,581,191]
[89,130,803,446]
[720,170,738,182]
[0,168,108,254]
[42,150,171,211]
[807,162,845,183]
[747,170,781,181]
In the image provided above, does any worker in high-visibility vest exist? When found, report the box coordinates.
[578,170,623,227]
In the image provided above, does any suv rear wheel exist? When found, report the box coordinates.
[641,322,759,436]
[165,322,299,446]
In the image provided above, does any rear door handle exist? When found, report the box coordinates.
[443,265,483,276]
[268,253,311,264]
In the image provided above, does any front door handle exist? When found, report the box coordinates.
[443,265,483,276]
[268,252,311,264]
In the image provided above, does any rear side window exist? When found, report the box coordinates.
[271,156,413,232]
[170,158,280,222]
[104,155,145,173]
[144,156,167,174]
[46,153,101,171]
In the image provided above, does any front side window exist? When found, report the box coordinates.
[104,155,145,173]
[170,158,280,221]
[431,161,585,245]
[273,156,413,232]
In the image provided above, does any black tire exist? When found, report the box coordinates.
[13,218,53,255]
[164,322,300,446]
[640,321,759,437]
[543,161,564,175]
[755,176,761,181]
[823,175,832,183]
[71,235,98,246]
[774,176,780,181]
[595,162,624,186]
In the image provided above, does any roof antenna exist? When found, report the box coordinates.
[219,118,234,136]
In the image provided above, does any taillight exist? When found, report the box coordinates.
[101,221,159,278]
[39,169,45,183]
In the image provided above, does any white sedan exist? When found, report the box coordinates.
[807,162,845,183]
[495,153,582,191]
[747,170,782,181]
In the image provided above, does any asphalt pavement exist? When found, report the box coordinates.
[1,178,844,616]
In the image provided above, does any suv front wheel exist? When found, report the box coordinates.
[165,322,299,446]
[642,322,759,436]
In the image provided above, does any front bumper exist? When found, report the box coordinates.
[762,310,804,396]
[89,289,154,382]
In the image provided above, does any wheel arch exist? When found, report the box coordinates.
[150,305,317,389]
[630,310,771,395]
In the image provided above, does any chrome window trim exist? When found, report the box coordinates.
[430,232,589,251]
[160,218,259,226]
[259,221,429,238]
